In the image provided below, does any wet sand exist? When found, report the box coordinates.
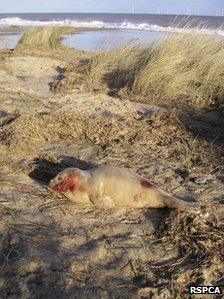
[0,25,110,36]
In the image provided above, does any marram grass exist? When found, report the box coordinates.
[86,31,224,108]
[16,26,74,51]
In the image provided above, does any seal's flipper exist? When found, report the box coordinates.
[94,195,115,208]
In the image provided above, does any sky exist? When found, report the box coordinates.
[0,0,224,16]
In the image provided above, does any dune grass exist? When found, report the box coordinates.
[86,31,224,108]
[134,32,224,107]
[16,26,75,51]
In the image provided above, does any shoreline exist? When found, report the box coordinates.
[0,25,114,36]
[0,26,166,51]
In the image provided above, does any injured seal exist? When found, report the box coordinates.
[50,166,197,211]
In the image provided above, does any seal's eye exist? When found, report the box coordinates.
[57,174,63,181]
[58,169,74,181]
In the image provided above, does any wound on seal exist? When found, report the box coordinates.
[53,175,76,192]
[140,179,154,189]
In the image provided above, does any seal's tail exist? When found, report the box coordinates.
[155,189,198,213]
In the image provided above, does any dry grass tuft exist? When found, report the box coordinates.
[0,111,84,156]
[84,31,224,108]
[16,26,75,52]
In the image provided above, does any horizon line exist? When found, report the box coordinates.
[0,11,222,18]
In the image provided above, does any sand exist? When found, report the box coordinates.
[0,50,223,299]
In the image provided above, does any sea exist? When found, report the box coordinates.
[0,13,224,51]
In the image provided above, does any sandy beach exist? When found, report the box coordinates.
[0,26,223,298]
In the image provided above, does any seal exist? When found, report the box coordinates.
[50,166,197,211]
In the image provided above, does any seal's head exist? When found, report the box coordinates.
[50,168,89,193]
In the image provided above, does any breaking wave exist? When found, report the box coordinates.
[0,17,224,36]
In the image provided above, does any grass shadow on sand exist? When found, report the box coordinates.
[1,221,141,298]
[29,156,97,185]
[180,106,224,147]
[102,68,135,92]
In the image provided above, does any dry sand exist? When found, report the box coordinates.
[0,51,223,298]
